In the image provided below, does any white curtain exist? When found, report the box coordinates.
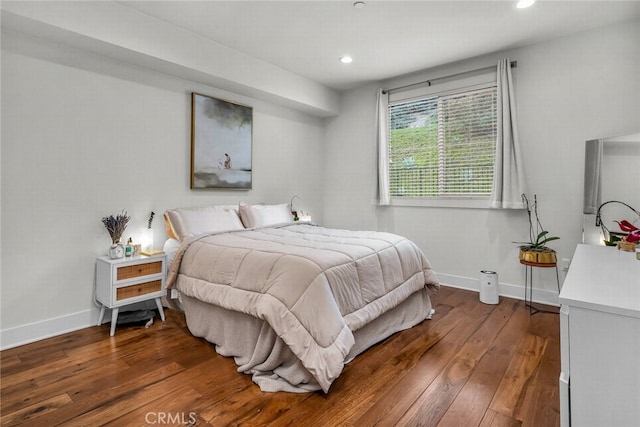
[376,88,390,205]
[490,58,526,209]
[583,139,603,214]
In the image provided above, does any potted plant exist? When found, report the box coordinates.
[595,200,640,249]
[515,194,560,265]
[615,219,640,251]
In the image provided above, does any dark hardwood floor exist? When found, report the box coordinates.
[0,286,560,426]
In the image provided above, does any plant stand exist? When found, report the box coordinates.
[520,259,560,315]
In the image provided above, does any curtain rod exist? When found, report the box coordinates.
[382,60,517,95]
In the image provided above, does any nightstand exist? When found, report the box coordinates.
[95,254,166,336]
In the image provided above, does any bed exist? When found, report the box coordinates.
[164,203,440,393]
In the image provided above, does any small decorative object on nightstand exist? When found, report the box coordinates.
[108,243,125,260]
[95,254,167,336]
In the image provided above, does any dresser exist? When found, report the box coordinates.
[559,244,640,427]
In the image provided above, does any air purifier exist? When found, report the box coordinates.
[479,270,499,304]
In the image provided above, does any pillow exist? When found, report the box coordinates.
[238,202,294,228]
[162,238,181,266]
[164,205,244,240]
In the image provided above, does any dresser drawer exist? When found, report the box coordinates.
[116,280,162,301]
[116,261,163,281]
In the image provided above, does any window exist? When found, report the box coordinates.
[388,85,497,200]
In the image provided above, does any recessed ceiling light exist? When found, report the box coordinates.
[516,0,535,8]
[353,2,366,9]
[339,56,353,64]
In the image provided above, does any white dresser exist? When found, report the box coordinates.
[559,244,640,427]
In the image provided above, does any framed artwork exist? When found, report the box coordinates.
[191,92,253,189]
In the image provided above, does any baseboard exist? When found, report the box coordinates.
[0,308,101,351]
[435,272,560,307]
[1,273,559,351]
[0,300,161,351]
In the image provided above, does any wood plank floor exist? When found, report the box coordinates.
[1,286,560,426]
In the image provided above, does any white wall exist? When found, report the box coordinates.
[2,18,638,349]
[0,1,340,117]
[0,32,326,347]
[323,20,640,297]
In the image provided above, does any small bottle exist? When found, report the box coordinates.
[125,237,133,257]
[636,245,640,260]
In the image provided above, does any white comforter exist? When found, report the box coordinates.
[166,223,439,392]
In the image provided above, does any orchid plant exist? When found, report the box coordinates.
[615,220,640,244]
[515,194,560,252]
[596,200,640,246]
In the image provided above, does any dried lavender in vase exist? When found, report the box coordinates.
[101,210,131,244]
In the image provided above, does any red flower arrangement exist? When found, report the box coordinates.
[615,220,640,244]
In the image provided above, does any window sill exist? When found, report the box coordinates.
[389,197,491,209]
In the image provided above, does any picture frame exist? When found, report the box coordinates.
[191,92,253,189]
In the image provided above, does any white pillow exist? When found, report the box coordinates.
[164,205,244,240]
[238,202,294,228]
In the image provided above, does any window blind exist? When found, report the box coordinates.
[388,86,497,198]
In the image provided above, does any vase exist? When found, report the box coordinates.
[519,248,557,265]
[108,241,125,259]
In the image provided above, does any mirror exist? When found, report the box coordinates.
[583,133,640,245]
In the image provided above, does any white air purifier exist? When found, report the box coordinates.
[479,270,499,305]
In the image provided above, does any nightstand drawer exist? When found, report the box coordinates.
[116,261,163,281]
[116,280,162,301]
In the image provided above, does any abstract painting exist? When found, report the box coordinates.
[191,92,252,189]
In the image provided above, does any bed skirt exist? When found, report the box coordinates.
[180,287,434,393]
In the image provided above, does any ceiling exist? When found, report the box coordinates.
[118,1,640,91]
